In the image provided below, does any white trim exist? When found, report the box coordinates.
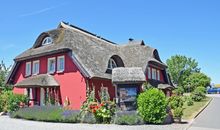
[47,57,56,74]
[57,55,65,73]
[108,58,117,70]
[42,37,53,46]
[32,60,40,75]
[25,62,31,76]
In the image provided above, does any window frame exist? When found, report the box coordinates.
[32,60,40,75]
[152,68,157,80]
[57,55,65,73]
[108,58,117,70]
[147,67,151,79]
[47,57,56,74]
[157,70,160,81]
[25,62,32,77]
[42,37,53,46]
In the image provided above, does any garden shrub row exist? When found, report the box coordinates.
[11,106,80,123]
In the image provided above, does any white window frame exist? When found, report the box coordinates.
[157,70,160,81]
[32,60,40,75]
[25,62,31,76]
[57,56,65,73]
[47,57,56,74]
[42,37,53,46]
[152,68,157,80]
[108,58,117,70]
[147,67,151,79]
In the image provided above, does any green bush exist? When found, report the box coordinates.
[137,88,167,124]
[79,111,96,124]
[173,87,184,96]
[0,91,28,112]
[186,96,194,106]
[191,86,206,102]
[112,111,144,125]
[168,96,184,122]
[168,96,184,109]
[173,107,183,119]
[11,106,80,123]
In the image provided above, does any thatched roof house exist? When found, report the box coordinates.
[7,22,173,110]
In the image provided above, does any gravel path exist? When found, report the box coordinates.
[0,116,189,130]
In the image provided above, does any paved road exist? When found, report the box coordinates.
[188,94,220,130]
[0,116,188,130]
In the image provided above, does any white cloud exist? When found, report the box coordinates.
[18,7,55,17]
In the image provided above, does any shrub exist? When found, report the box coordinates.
[173,87,184,96]
[186,96,194,106]
[168,95,184,122]
[168,96,184,109]
[137,88,167,124]
[11,106,80,123]
[173,107,183,120]
[0,91,28,112]
[191,86,206,102]
[79,111,96,124]
[112,111,144,125]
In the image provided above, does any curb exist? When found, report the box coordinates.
[184,97,213,130]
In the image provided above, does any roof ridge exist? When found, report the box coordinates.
[58,21,117,45]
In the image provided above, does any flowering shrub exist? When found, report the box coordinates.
[80,86,116,123]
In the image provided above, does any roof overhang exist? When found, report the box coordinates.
[14,74,59,88]
[158,83,174,90]
[112,67,146,84]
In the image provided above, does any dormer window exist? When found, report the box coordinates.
[108,58,117,70]
[42,36,53,46]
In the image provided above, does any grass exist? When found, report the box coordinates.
[182,96,212,120]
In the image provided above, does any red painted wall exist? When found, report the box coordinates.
[13,52,87,110]
[87,78,115,101]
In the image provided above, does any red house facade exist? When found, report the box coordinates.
[6,22,173,110]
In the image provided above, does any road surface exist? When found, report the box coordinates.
[188,94,220,130]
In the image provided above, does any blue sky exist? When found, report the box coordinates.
[0,0,220,83]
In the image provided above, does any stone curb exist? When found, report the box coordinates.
[184,97,213,130]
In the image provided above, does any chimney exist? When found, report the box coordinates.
[129,38,134,42]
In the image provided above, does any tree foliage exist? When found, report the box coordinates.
[166,55,200,85]
[0,60,11,90]
[183,72,211,92]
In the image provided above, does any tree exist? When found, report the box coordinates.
[166,55,200,86]
[0,60,11,90]
[183,72,211,92]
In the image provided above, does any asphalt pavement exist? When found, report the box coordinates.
[188,94,220,130]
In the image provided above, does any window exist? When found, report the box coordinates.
[147,67,151,79]
[48,57,56,74]
[32,60,40,75]
[42,37,53,46]
[57,56,65,72]
[152,68,157,80]
[157,70,160,81]
[25,62,31,76]
[108,58,117,70]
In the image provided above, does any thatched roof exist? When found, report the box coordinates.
[158,83,174,90]
[14,74,59,88]
[112,67,146,83]
[7,22,167,83]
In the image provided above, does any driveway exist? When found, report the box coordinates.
[188,94,220,130]
[0,116,189,130]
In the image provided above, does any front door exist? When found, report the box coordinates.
[40,88,45,106]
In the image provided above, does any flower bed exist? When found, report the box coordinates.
[10,106,80,123]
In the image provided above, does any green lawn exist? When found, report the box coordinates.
[182,96,212,120]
